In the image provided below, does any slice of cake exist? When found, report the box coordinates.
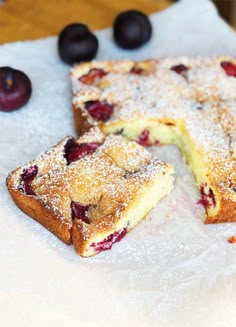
[6,128,174,257]
[70,57,236,224]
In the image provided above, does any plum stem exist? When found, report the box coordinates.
[3,67,14,91]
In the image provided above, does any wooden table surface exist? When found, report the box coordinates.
[0,0,172,44]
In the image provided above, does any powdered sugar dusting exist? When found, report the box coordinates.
[71,57,236,200]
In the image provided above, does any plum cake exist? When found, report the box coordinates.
[6,128,174,257]
[70,57,236,224]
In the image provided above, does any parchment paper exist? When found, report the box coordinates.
[1,0,236,326]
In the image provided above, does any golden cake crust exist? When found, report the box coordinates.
[70,57,236,224]
[6,183,72,244]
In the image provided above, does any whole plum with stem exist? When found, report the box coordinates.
[0,66,32,112]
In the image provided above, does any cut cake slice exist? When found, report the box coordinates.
[6,128,174,257]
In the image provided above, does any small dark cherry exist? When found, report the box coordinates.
[113,10,152,49]
[58,23,98,64]
[0,67,32,112]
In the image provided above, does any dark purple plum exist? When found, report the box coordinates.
[0,67,32,112]
[170,64,188,75]
[79,68,107,85]
[91,227,127,252]
[221,61,236,77]
[85,100,114,121]
[64,138,101,164]
[58,23,98,64]
[113,10,152,49]
[130,66,144,75]
[19,165,38,195]
[71,201,90,224]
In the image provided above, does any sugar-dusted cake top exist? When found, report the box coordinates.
[70,57,236,201]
